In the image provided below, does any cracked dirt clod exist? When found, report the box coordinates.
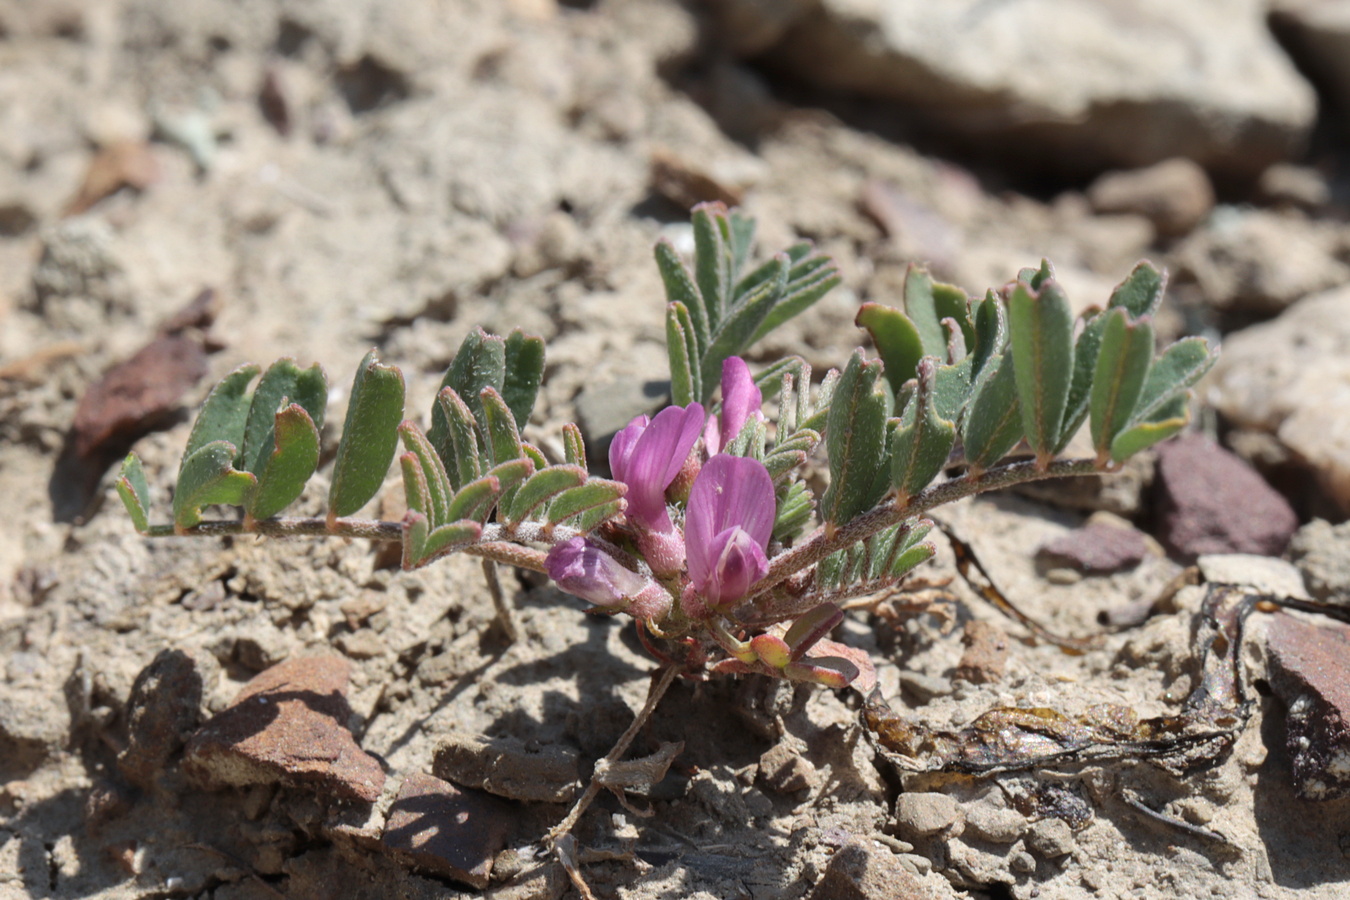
[183,655,385,803]
[380,772,513,890]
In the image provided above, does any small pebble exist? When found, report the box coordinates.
[964,803,1027,844]
[1027,818,1076,858]
[894,791,963,837]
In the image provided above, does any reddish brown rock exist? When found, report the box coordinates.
[1154,434,1298,560]
[1038,520,1149,574]
[183,656,385,803]
[380,773,512,889]
[954,619,1010,685]
[1266,612,1350,800]
[70,334,208,460]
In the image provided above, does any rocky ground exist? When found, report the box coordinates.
[3,1,1350,898]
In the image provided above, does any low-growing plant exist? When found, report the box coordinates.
[117,201,1215,836]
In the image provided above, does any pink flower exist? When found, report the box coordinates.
[704,357,763,455]
[545,537,670,619]
[609,403,705,534]
[685,454,775,608]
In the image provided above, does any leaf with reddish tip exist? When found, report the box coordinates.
[173,440,256,531]
[116,452,151,533]
[182,364,259,467]
[750,634,792,669]
[783,604,845,661]
[240,359,326,477]
[246,403,320,519]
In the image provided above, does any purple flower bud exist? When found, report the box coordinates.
[685,454,775,608]
[609,403,705,533]
[703,357,763,455]
[545,537,670,618]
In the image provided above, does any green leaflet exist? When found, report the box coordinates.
[328,350,405,519]
[506,465,588,525]
[666,301,700,407]
[428,327,505,469]
[239,359,327,478]
[402,511,481,569]
[747,248,841,344]
[890,357,956,502]
[1008,279,1074,462]
[1054,310,1108,455]
[546,480,627,530]
[501,329,545,430]
[655,239,709,352]
[961,353,1023,470]
[699,253,788,398]
[436,387,483,491]
[116,453,151,534]
[772,479,813,545]
[445,474,502,523]
[486,458,534,496]
[182,364,259,469]
[968,292,1006,381]
[1131,337,1215,423]
[479,387,524,467]
[1089,309,1155,460]
[173,440,256,531]
[902,264,970,360]
[399,452,432,526]
[562,422,586,468]
[399,422,453,526]
[856,302,924,398]
[1104,336,1214,462]
[1107,261,1166,320]
[1110,395,1191,460]
[821,351,893,530]
[246,404,321,520]
[693,203,732,331]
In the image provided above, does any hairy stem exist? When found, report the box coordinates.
[145,517,558,573]
[749,457,1101,602]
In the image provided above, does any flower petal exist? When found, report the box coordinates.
[607,414,650,485]
[546,537,648,608]
[685,454,776,557]
[690,525,768,605]
[719,357,762,450]
[623,403,705,531]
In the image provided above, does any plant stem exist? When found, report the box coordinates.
[547,664,681,843]
[748,457,1101,603]
[145,517,558,574]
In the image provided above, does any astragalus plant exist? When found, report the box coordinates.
[118,200,1215,721]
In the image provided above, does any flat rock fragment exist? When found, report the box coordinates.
[1266,612,1350,799]
[1154,434,1298,559]
[1037,520,1149,574]
[432,731,581,803]
[380,772,512,889]
[183,655,385,803]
